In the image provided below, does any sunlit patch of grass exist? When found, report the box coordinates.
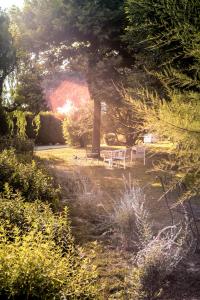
[175,173,185,179]
[146,141,175,153]
[151,182,162,188]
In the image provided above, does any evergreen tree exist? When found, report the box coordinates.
[125,0,200,91]
[124,0,200,198]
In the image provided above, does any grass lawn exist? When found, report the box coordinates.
[35,145,173,234]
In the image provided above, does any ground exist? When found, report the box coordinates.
[35,145,200,300]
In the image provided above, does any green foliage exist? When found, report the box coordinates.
[0,150,60,205]
[63,104,93,147]
[124,0,200,198]
[103,104,143,146]
[32,113,41,136]
[126,90,200,197]
[104,133,117,146]
[125,0,200,91]
[6,110,28,138]
[36,112,65,145]
[0,187,72,252]
[0,135,34,154]
[0,8,16,96]
[13,65,49,114]
[0,193,98,299]
[13,110,27,137]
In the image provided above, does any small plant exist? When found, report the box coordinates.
[129,222,192,299]
[110,178,152,250]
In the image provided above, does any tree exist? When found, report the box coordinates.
[11,0,131,156]
[13,65,49,114]
[0,8,16,134]
[125,0,200,91]
[103,104,143,146]
[124,0,200,199]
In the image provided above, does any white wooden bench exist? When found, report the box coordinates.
[101,146,146,169]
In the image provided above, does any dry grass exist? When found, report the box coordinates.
[34,146,200,300]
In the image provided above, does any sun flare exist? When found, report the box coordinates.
[57,100,75,115]
[45,79,90,114]
[0,0,24,9]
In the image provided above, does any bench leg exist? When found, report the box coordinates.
[109,159,113,168]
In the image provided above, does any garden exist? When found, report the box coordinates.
[0,0,200,299]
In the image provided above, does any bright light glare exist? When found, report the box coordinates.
[0,0,24,9]
[57,100,75,115]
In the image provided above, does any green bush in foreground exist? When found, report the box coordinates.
[0,188,72,253]
[0,227,98,300]
[0,150,59,206]
[0,191,98,299]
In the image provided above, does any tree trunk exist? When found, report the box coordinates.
[0,79,9,136]
[92,100,101,158]
[86,55,102,158]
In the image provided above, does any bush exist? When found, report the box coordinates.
[0,226,98,299]
[0,188,72,252]
[128,222,192,299]
[110,181,152,250]
[0,150,60,206]
[0,136,34,154]
[109,180,192,298]
[62,104,93,147]
[104,133,117,146]
[0,190,98,299]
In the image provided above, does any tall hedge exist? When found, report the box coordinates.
[25,112,65,145]
[35,112,65,145]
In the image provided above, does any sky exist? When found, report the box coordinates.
[0,0,24,9]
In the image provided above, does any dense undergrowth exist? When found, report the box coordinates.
[0,149,60,207]
[0,149,98,299]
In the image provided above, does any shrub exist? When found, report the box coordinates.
[104,133,117,146]
[0,225,98,299]
[62,103,93,147]
[128,222,192,299]
[0,188,72,252]
[110,180,152,250]
[0,136,34,154]
[0,189,98,299]
[109,180,192,298]
[0,150,60,206]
